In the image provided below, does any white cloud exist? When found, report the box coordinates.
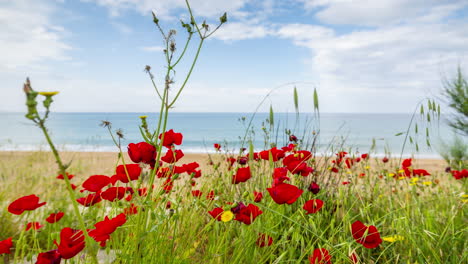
[212,22,272,41]
[140,46,165,52]
[82,0,249,19]
[301,0,467,26]
[0,0,71,71]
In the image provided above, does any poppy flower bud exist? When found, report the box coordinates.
[231,202,246,214]
[219,12,227,24]
[152,11,159,24]
[308,182,320,194]
[289,134,298,142]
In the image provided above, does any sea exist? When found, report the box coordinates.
[0,112,454,158]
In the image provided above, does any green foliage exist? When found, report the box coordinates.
[438,134,468,170]
[442,67,468,136]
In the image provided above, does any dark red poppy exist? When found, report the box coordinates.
[76,192,102,207]
[256,233,273,247]
[36,250,61,264]
[349,253,359,264]
[345,158,354,169]
[342,181,351,185]
[351,220,382,249]
[355,157,361,163]
[303,199,324,214]
[101,187,127,201]
[183,162,200,175]
[331,167,339,173]
[115,164,142,183]
[208,207,224,221]
[233,167,251,184]
[56,173,74,180]
[8,194,46,215]
[0,237,13,254]
[161,149,184,164]
[138,187,148,197]
[382,157,389,163]
[259,147,285,162]
[55,228,85,259]
[361,153,369,159]
[308,182,320,194]
[82,175,111,192]
[283,152,314,176]
[412,169,430,176]
[88,213,127,247]
[46,212,64,224]
[309,248,331,264]
[267,183,303,205]
[289,134,298,142]
[191,190,203,198]
[159,129,183,148]
[233,203,262,225]
[452,169,468,180]
[214,143,221,151]
[127,142,156,164]
[253,191,263,202]
[237,156,248,165]
[25,222,43,231]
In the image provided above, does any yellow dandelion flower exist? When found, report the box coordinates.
[398,176,406,180]
[139,115,148,119]
[398,169,405,174]
[365,165,370,170]
[382,235,404,243]
[422,181,432,186]
[346,171,352,174]
[38,91,59,96]
[462,199,468,203]
[388,173,395,177]
[460,194,468,198]
[220,210,234,222]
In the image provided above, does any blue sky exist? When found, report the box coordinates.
[1,0,467,113]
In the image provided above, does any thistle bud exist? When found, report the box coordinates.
[219,12,227,24]
[152,11,159,24]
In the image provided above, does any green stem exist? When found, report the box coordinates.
[38,120,99,264]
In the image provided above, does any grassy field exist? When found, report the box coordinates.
[0,150,466,263]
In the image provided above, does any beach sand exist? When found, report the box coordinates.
[0,151,449,178]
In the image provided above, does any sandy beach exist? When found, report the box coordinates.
[0,150,449,179]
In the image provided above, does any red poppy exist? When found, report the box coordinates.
[259,147,285,162]
[349,253,359,264]
[214,143,221,151]
[76,192,102,207]
[283,154,314,176]
[253,191,263,202]
[361,153,369,159]
[206,190,215,200]
[191,190,203,198]
[281,143,296,152]
[208,207,224,221]
[289,134,298,142]
[55,228,85,259]
[452,169,468,180]
[0,237,13,254]
[303,199,324,214]
[101,187,127,201]
[161,178,174,193]
[412,169,430,176]
[138,187,148,197]
[256,233,273,247]
[382,157,389,163]
[309,248,332,264]
[56,173,74,180]
[402,158,412,168]
[82,175,111,192]
[115,164,142,183]
[267,183,303,205]
[88,213,127,247]
[272,167,290,186]
[308,182,320,194]
[46,212,64,224]
[342,181,351,185]
[355,157,361,163]
[161,149,184,164]
[156,167,173,178]
[25,222,43,231]
[36,249,61,264]
[123,204,138,215]
[8,194,46,215]
[238,156,248,165]
[127,142,156,164]
[331,167,339,173]
[159,129,183,148]
[183,162,200,175]
[233,203,263,225]
[233,167,251,184]
[345,158,354,169]
[351,220,382,249]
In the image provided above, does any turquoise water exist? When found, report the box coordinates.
[0,112,452,158]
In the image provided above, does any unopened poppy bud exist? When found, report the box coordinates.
[289,134,298,142]
[308,182,320,194]
[219,12,227,24]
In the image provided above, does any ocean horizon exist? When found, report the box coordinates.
[1,112,453,158]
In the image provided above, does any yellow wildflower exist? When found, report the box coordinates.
[461,194,468,198]
[388,173,395,177]
[139,115,148,119]
[365,165,370,170]
[422,181,432,186]
[220,210,234,222]
[38,91,59,96]
[398,169,405,174]
[382,235,404,242]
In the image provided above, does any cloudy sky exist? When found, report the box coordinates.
[1,0,467,113]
